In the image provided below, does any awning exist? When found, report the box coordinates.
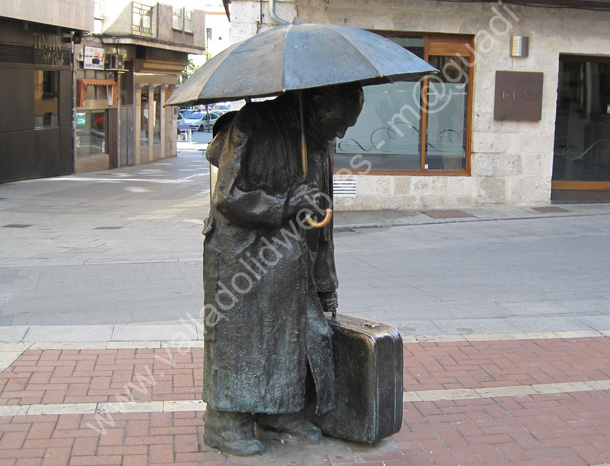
[78,79,118,107]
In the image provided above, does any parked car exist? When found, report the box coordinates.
[184,111,220,132]
[212,104,231,115]
[179,108,194,118]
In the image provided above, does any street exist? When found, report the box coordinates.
[1,131,610,336]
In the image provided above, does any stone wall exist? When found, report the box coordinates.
[229,0,610,209]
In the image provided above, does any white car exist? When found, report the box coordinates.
[184,111,220,132]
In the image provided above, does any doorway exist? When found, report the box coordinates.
[552,55,610,190]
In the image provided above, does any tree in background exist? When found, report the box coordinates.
[179,58,198,84]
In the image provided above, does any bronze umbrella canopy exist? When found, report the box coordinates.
[167,22,436,226]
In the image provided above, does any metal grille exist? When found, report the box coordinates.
[333,176,357,197]
[0,43,71,67]
[0,43,34,64]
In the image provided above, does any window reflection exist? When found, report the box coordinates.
[425,56,469,171]
[34,70,59,128]
[336,82,422,171]
[335,35,472,173]
[76,111,107,159]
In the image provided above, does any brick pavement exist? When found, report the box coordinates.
[0,336,610,465]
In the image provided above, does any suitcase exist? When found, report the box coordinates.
[307,314,403,444]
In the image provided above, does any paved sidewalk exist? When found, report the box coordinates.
[2,333,610,465]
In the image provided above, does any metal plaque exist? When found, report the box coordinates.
[494,71,543,121]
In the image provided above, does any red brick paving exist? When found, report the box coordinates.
[0,348,203,406]
[0,337,609,464]
[403,337,610,391]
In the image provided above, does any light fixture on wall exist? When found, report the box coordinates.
[510,36,529,58]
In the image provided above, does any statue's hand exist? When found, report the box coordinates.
[287,182,321,216]
[319,291,338,319]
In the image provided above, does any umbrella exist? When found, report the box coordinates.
[167,22,437,227]
[167,22,436,106]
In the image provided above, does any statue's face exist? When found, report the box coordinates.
[312,85,364,140]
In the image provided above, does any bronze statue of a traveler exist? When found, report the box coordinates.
[201,84,364,456]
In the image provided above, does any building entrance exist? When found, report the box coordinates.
[552,55,610,190]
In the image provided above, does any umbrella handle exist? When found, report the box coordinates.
[306,209,333,228]
[299,91,332,229]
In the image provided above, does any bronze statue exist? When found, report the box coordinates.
[201,84,364,456]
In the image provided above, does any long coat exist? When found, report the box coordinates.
[202,94,337,415]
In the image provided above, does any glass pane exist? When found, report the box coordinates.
[336,82,422,171]
[141,91,149,147]
[335,36,425,172]
[553,59,610,182]
[34,70,59,128]
[153,87,161,144]
[76,111,106,159]
[424,56,468,171]
[173,7,183,30]
[184,10,193,33]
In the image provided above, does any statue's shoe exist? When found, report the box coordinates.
[203,407,266,456]
[255,413,323,445]
[204,430,266,456]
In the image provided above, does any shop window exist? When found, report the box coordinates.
[336,34,473,175]
[141,91,149,147]
[76,111,107,159]
[34,70,59,128]
[153,87,161,144]
[425,55,470,171]
[133,2,153,36]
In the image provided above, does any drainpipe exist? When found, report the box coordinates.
[268,0,289,25]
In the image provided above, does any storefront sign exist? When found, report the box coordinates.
[33,33,67,67]
[83,46,105,70]
[494,71,543,121]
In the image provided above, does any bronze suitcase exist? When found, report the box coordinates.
[308,314,403,444]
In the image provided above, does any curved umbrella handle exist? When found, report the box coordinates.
[306,208,333,228]
[299,91,332,229]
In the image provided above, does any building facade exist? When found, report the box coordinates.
[228,0,610,209]
[0,0,206,183]
[75,0,206,173]
[0,1,94,183]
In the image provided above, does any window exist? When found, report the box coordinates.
[173,7,193,33]
[425,55,470,171]
[94,0,103,34]
[76,111,107,159]
[133,2,153,36]
[184,9,193,33]
[336,34,473,175]
[34,70,59,128]
[173,7,183,30]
